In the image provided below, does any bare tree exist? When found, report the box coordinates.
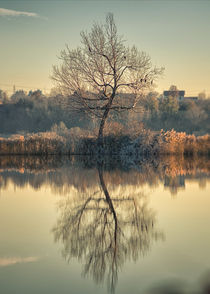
[52,13,164,139]
[169,85,178,92]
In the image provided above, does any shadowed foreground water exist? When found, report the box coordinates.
[0,156,210,294]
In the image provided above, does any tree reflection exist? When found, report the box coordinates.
[53,166,163,293]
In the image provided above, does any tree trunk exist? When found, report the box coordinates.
[98,94,115,140]
[98,107,110,140]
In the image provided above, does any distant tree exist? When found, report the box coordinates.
[168,85,180,99]
[159,95,179,117]
[169,85,178,91]
[179,100,193,111]
[52,13,163,140]
[185,102,207,125]
[10,90,27,103]
[198,91,206,100]
[51,121,68,136]
[0,89,8,104]
[28,89,43,99]
[141,91,159,113]
[49,87,62,97]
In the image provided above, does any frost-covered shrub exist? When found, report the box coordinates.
[196,134,210,155]
[51,121,68,136]
[160,129,186,154]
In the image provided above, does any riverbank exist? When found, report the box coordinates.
[0,129,210,156]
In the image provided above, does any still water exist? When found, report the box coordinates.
[0,156,210,294]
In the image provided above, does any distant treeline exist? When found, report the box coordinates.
[142,94,210,135]
[0,89,91,133]
[0,89,210,135]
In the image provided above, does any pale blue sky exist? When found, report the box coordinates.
[0,0,210,96]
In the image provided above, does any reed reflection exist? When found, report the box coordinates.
[52,165,164,293]
[0,156,210,196]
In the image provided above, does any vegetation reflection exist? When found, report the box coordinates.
[52,165,163,293]
[0,155,209,197]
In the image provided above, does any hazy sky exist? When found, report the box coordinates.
[0,0,210,96]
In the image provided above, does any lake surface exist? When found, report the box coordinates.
[0,156,210,294]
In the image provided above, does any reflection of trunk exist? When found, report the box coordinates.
[98,167,118,293]
[98,167,118,245]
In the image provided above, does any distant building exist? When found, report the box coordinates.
[163,90,185,101]
[183,96,198,101]
[163,90,198,102]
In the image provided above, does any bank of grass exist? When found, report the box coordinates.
[0,128,210,156]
